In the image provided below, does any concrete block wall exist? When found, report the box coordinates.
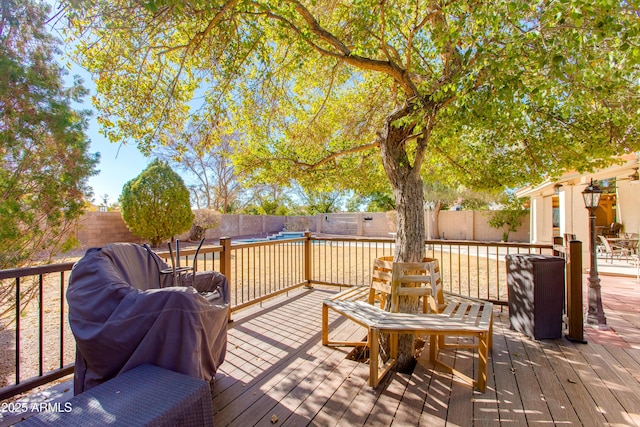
[73,209,531,249]
[75,211,143,249]
[437,211,474,240]
[361,212,394,237]
[284,216,317,232]
[437,210,530,242]
[317,213,359,235]
[198,215,285,239]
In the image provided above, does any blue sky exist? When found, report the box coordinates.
[65,61,153,205]
[80,100,152,206]
[50,17,152,206]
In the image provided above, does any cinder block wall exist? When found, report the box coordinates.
[74,209,531,249]
[436,210,530,242]
[75,211,143,249]
[199,215,285,239]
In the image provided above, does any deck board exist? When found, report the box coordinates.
[487,313,528,425]
[447,346,474,426]
[503,323,553,424]
[559,342,634,426]
[540,341,608,425]
[213,274,640,426]
[520,338,582,425]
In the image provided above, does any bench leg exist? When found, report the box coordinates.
[429,334,438,362]
[477,332,489,392]
[428,332,490,393]
[390,332,398,360]
[369,328,379,387]
[369,328,397,388]
[322,303,329,345]
[322,303,370,347]
[489,311,494,352]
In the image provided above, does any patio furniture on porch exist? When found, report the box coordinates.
[598,235,632,262]
[321,258,437,347]
[67,243,230,394]
[369,297,493,391]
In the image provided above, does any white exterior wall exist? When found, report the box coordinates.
[617,181,640,236]
[529,195,554,244]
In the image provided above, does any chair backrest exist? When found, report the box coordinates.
[99,243,172,290]
[610,222,622,237]
[367,257,393,309]
[370,256,442,313]
[392,258,443,313]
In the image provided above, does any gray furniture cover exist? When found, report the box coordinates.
[67,243,229,394]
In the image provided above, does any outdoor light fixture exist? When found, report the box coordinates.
[554,183,563,195]
[582,179,607,327]
[582,179,602,209]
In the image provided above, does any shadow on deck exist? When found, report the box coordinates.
[214,274,640,426]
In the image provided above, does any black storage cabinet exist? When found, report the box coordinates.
[506,254,565,339]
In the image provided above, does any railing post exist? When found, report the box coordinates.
[304,231,312,289]
[219,237,232,280]
[219,237,233,321]
[566,240,585,342]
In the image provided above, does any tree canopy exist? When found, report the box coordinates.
[0,0,98,268]
[120,159,194,246]
[64,0,639,245]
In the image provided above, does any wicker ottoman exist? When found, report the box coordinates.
[19,365,213,426]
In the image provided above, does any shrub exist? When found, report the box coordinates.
[487,195,528,242]
[120,159,194,247]
[190,209,221,240]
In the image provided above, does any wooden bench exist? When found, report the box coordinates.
[321,258,493,391]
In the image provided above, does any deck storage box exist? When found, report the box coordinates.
[506,254,565,339]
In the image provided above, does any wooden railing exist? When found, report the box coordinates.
[0,234,554,401]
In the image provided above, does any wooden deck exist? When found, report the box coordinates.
[213,274,640,426]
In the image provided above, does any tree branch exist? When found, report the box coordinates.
[250,141,380,171]
[283,0,419,96]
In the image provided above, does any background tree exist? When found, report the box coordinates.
[0,0,98,269]
[156,116,245,212]
[120,159,193,247]
[423,179,500,239]
[65,0,639,370]
[241,183,293,215]
[189,209,221,241]
[100,194,109,207]
[346,191,396,213]
[294,187,344,215]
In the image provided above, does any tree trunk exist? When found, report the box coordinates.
[433,200,443,239]
[378,104,427,372]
